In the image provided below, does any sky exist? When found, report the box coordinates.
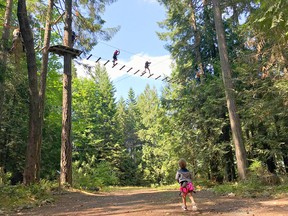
[75,0,172,101]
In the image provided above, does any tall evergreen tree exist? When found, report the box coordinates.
[18,0,41,185]
[125,88,141,160]
[0,0,14,179]
[158,0,249,180]
[72,64,121,184]
[137,85,165,184]
[212,0,247,180]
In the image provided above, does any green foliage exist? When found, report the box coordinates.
[0,59,29,183]
[248,160,263,173]
[73,159,118,190]
[72,0,120,54]
[0,180,55,212]
[41,68,62,180]
[72,65,122,188]
[72,65,121,168]
[156,0,288,185]
[117,154,142,186]
[1,0,288,190]
[212,177,288,198]
[243,0,288,78]
[0,170,12,186]
[213,161,288,197]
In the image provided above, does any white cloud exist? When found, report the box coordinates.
[75,53,172,81]
[142,0,158,4]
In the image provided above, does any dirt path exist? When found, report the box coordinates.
[13,189,288,216]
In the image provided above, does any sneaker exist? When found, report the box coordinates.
[182,206,188,211]
[192,204,197,211]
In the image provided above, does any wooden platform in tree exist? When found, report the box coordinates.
[48,45,82,58]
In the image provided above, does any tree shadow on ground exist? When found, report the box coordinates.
[16,189,288,216]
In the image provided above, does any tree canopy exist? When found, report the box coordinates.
[0,0,287,187]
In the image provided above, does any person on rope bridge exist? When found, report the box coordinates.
[175,158,197,211]
[72,31,78,46]
[144,61,151,74]
[112,49,120,66]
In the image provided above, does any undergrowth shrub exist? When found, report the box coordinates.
[0,168,11,186]
[248,160,280,185]
[212,161,288,197]
[73,158,118,190]
[0,180,55,212]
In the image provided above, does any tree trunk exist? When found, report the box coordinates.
[17,0,41,185]
[0,0,13,49]
[36,0,54,181]
[0,0,13,170]
[212,0,247,180]
[60,0,73,186]
[281,137,288,173]
[0,0,13,126]
[0,0,13,60]
[283,150,288,173]
[189,0,204,75]
[266,155,276,174]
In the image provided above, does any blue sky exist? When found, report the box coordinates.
[76,0,172,100]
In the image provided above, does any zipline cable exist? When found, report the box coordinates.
[96,40,172,67]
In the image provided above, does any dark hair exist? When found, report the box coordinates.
[178,158,187,169]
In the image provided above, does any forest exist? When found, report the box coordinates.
[0,0,288,195]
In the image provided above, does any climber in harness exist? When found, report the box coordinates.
[112,49,120,66]
[175,158,197,211]
[144,61,151,74]
[72,31,78,46]
[9,28,25,53]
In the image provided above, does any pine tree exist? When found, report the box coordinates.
[212,0,247,180]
